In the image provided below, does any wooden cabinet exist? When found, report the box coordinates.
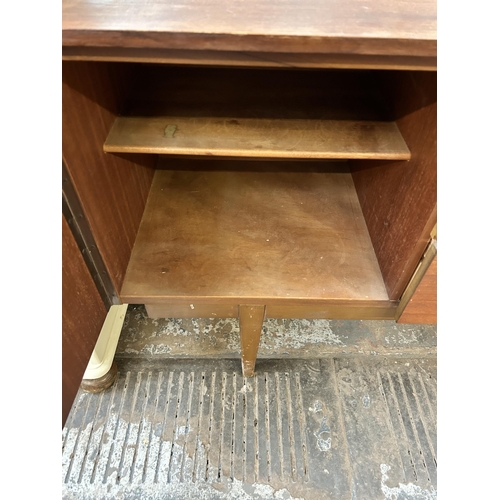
[62,0,437,381]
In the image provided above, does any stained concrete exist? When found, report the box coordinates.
[63,357,437,500]
[116,305,436,360]
[64,305,437,499]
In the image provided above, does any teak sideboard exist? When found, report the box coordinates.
[62,0,437,423]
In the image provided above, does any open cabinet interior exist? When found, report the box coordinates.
[63,61,436,373]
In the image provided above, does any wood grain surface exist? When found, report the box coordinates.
[146,303,239,319]
[104,116,410,160]
[62,47,437,71]
[398,254,437,324]
[63,214,107,426]
[351,71,436,300]
[63,61,156,292]
[120,160,389,305]
[62,0,436,62]
[266,303,397,320]
[145,302,398,320]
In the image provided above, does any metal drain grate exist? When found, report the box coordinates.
[62,358,351,500]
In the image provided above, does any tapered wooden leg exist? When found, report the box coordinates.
[239,305,266,378]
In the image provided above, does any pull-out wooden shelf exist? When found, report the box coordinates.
[104,116,410,160]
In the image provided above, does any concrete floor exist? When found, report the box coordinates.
[116,305,436,360]
[63,306,437,500]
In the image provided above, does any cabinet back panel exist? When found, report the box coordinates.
[126,65,388,120]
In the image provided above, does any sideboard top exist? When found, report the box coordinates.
[62,0,436,60]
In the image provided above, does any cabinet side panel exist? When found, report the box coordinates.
[62,61,156,291]
[397,255,437,324]
[351,71,436,300]
[62,214,107,426]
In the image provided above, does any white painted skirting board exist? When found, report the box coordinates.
[83,304,128,380]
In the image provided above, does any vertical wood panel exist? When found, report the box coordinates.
[351,71,436,300]
[398,255,437,324]
[63,214,107,426]
[62,61,156,292]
